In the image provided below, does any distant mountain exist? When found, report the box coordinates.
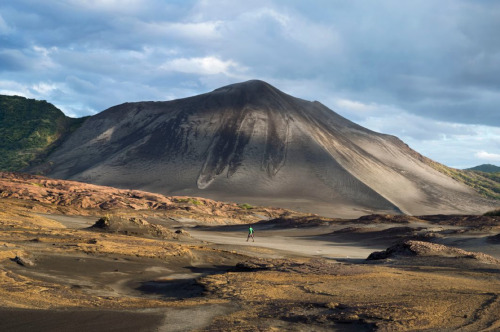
[28,80,496,217]
[0,95,86,171]
[467,164,500,173]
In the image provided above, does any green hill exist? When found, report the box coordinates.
[429,162,500,200]
[466,164,500,173]
[0,95,87,171]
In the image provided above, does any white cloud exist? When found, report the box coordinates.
[249,8,290,27]
[475,151,500,162]
[31,82,59,95]
[0,14,12,35]
[158,21,223,40]
[161,56,244,76]
[358,108,478,141]
[32,45,58,70]
[66,0,144,13]
[379,121,500,168]
[60,103,98,118]
[229,7,342,55]
[335,99,378,112]
[0,80,65,103]
[119,18,224,43]
[0,80,32,97]
[33,45,53,57]
[259,8,341,53]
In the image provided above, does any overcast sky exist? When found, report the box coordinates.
[1,0,499,168]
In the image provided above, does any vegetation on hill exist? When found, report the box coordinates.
[429,162,500,200]
[0,95,87,171]
[390,139,500,201]
[467,164,500,173]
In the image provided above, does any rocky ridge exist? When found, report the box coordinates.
[368,240,500,264]
[0,172,292,224]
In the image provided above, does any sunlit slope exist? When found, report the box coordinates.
[32,80,496,216]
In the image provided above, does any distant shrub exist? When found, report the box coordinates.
[190,198,203,205]
[484,209,500,216]
[174,197,203,205]
[174,198,189,203]
[239,203,254,210]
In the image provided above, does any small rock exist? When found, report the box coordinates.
[175,229,188,234]
[325,302,339,309]
[130,217,148,226]
[12,255,35,267]
[92,217,110,229]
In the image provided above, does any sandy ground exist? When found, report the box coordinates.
[189,220,500,261]
[1,202,500,331]
[189,227,383,260]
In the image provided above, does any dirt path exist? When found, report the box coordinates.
[41,214,383,259]
[38,213,96,228]
[189,228,383,259]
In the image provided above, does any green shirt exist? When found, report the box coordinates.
[248,227,254,234]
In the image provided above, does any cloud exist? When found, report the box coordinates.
[161,56,244,76]
[63,0,148,15]
[404,123,500,168]
[0,80,32,97]
[356,107,477,141]
[0,0,500,168]
[238,7,341,53]
[0,14,12,35]
[475,151,500,162]
[150,21,223,41]
[31,82,59,95]
[334,99,378,112]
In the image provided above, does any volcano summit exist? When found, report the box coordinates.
[34,80,495,217]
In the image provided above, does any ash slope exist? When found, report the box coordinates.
[35,80,495,217]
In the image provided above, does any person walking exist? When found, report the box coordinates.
[246,226,254,242]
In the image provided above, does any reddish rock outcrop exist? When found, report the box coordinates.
[0,172,291,223]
